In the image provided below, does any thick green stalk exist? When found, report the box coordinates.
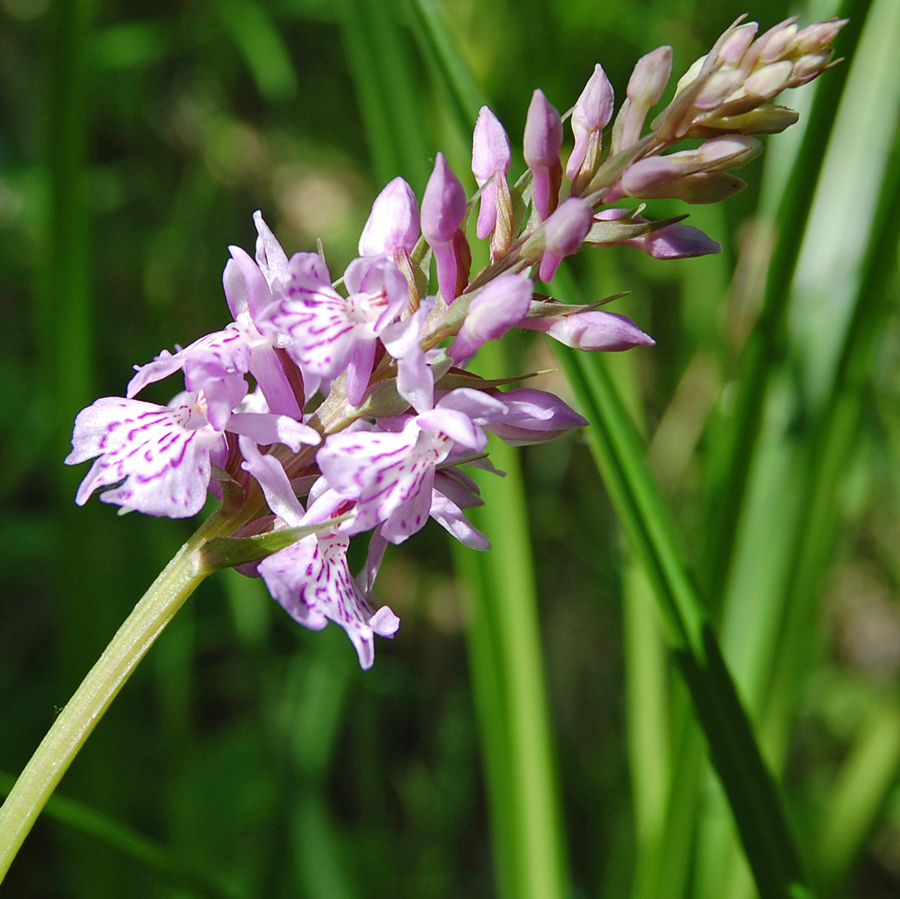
[0,509,235,882]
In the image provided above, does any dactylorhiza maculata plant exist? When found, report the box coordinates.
[0,12,845,879]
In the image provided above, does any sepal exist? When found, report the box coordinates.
[198,514,355,574]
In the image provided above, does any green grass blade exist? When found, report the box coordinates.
[553,331,810,899]
[758,93,900,765]
[817,691,900,892]
[454,540,517,899]
[339,0,432,190]
[0,771,245,899]
[702,0,871,603]
[406,0,489,124]
[460,340,571,899]
[215,0,298,103]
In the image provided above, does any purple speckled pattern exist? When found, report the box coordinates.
[67,395,226,518]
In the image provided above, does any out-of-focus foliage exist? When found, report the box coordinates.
[1,0,899,897]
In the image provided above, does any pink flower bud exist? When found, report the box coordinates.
[588,209,720,259]
[788,51,834,87]
[472,107,512,241]
[422,153,467,244]
[627,46,673,108]
[521,310,655,351]
[567,65,615,182]
[483,388,588,445]
[523,89,563,219]
[755,16,800,64]
[694,135,763,170]
[448,274,533,362]
[359,177,420,258]
[637,223,722,259]
[790,18,847,56]
[620,156,681,195]
[692,69,745,111]
[538,197,593,282]
[715,22,758,67]
[687,105,799,138]
[744,60,794,101]
[422,153,469,302]
[617,46,673,150]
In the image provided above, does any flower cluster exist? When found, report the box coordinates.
[66,15,844,668]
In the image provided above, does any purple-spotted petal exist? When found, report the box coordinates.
[66,394,224,518]
[258,253,403,389]
[127,326,251,409]
[317,416,473,542]
[259,532,398,669]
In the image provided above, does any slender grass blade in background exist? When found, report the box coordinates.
[0,771,245,899]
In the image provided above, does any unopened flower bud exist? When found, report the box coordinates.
[618,156,747,203]
[482,388,588,445]
[694,135,763,170]
[521,309,655,351]
[422,153,469,302]
[629,45,674,107]
[636,223,722,259]
[448,274,533,362]
[537,197,593,281]
[359,177,420,258]
[524,89,563,219]
[567,65,615,187]
[759,20,799,63]
[615,46,673,151]
[692,69,746,111]
[751,16,800,65]
[789,18,847,56]
[472,106,513,257]
[715,22,758,67]
[788,51,834,87]
[744,60,794,102]
[687,105,799,137]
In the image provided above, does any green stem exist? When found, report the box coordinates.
[0,508,235,883]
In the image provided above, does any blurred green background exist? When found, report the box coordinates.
[1,0,899,896]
